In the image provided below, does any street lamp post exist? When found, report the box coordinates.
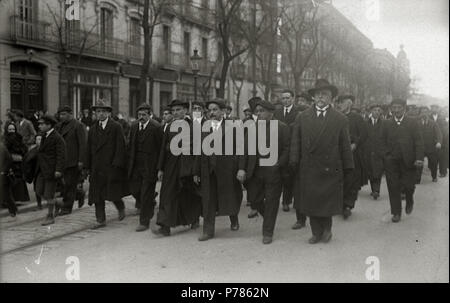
[191,49,202,109]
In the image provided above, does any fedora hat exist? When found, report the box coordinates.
[38,114,58,127]
[308,79,338,98]
[168,99,189,108]
[136,102,152,112]
[91,100,113,111]
[368,103,383,110]
[57,105,73,113]
[205,98,227,109]
[337,94,355,103]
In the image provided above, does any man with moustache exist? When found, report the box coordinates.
[155,99,201,236]
[193,98,245,241]
[54,106,87,215]
[128,103,163,232]
[364,104,385,199]
[161,106,174,133]
[336,95,368,219]
[244,98,290,244]
[382,99,424,223]
[290,79,354,244]
[274,89,299,212]
[85,101,128,229]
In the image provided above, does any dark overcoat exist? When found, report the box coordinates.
[85,118,129,203]
[194,120,246,217]
[346,112,369,187]
[289,107,354,217]
[363,118,385,179]
[381,117,424,168]
[127,119,163,179]
[55,118,87,169]
[418,119,442,154]
[156,118,201,227]
[36,130,66,180]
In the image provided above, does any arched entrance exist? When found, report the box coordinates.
[10,61,44,114]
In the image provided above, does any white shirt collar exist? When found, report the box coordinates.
[46,128,54,137]
[394,115,405,124]
[371,117,378,124]
[252,114,258,121]
[432,114,438,121]
[139,119,150,130]
[284,104,294,113]
[315,105,330,117]
[99,118,108,129]
[211,119,223,131]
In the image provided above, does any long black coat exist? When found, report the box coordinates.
[418,119,442,153]
[156,118,201,227]
[363,118,385,179]
[86,119,129,203]
[274,106,300,127]
[127,120,163,179]
[346,112,368,187]
[194,120,246,217]
[36,130,66,180]
[290,107,354,217]
[381,117,424,168]
[55,118,86,169]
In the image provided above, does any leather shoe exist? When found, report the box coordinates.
[78,199,85,208]
[391,214,401,223]
[198,234,214,241]
[291,221,306,230]
[282,204,290,212]
[248,209,258,218]
[343,207,352,219]
[118,209,126,221]
[439,173,447,178]
[308,235,321,244]
[262,236,272,244]
[135,225,149,232]
[405,203,414,215]
[321,230,332,243]
[57,209,72,217]
[152,226,170,236]
[230,223,240,231]
[92,221,106,229]
[41,215,55,226]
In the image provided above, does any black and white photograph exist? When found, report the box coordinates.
[0,0,448,287]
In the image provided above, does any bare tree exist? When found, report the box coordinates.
[138,0,175,104]
[279,0,322,93]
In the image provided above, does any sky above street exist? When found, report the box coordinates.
[333,0,449,100]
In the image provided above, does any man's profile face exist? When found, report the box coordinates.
[162,110,174,124]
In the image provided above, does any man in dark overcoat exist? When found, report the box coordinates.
[193,98,246,241]
[36,115,66,226]
[55,105,87,215]
[85,101,128,229]
[416,106,442,183]
[363,104,385,199]
[430,104,449,177]
[381,99,424,223]
[154,99,201,236]
[336,95,368,219]
[289,79,354,244]
[128,103,163,232]
[274,89,300,212]
[244,98,290,244]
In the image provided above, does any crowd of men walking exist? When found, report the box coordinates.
[0,78,448,245]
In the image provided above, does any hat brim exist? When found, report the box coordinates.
[308,85,338,98]
[91,105,113,111]
[205,101,227,109]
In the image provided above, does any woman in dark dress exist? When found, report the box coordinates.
[3,122,30,203]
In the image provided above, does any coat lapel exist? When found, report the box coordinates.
[308,107,332,153]
[95,119,112,152]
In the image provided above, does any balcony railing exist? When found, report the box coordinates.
[164,3,214,28]
[10,15,144,62]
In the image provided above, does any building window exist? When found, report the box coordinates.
[100,7,114,46]
[129,17,141,46]
[162,25,171,64]
[184,31,191,67]
[73,71,113,115]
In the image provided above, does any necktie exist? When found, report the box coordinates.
[284,108,288,117]
[140,123,144,131]
[318,110,325,120]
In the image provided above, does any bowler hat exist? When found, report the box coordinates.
[136,103,152,112]
[369,103,383,110]
[192,101,205,108]
[308,79,338,99]
[252,98,275,111]
[391,99,407,106]
[38,114,58,126]
[57,105,73,113]
[297,92,313,102]
[205,98,227,109]
[91,100,113,111]
[168,99,189,108]
[337,94,355,103]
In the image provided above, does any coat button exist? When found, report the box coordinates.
[325,168,329,171]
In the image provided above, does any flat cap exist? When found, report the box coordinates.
[38,114,58,126]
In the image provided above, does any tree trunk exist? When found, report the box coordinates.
[139,0,150,104]
[218,58,230,99]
